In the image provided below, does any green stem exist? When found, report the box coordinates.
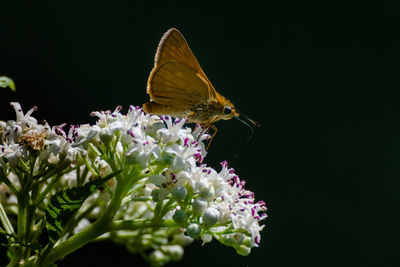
[109,219,178,231]
[32,166,75,186]
[84,154,99,176]
[32,165,56,180]
[0,202,15,235]
[15,191,28,263]
[62,199,98,238]
[7,254,20,267]
[0,170,18,194]
[40,218,109,266]
[17,192,28,238]
[33,174,61,206]
[0,203,18,267]
[39,173,127,266]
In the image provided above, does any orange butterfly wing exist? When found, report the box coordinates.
[144,28,218,116]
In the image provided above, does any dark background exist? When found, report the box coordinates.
[1,1,399,266]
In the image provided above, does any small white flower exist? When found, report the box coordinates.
[41,125,79,164]
[10,102,40,132]
[157,116,188,144]
[125,134,161,167]
[90,106,123,128]
[148,169,181,200]
[72,124,100,147]
[201,233,213,244]
[164,141,202,171]
[0,143,24,168]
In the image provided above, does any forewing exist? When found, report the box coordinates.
[147,61,210,107]
[153,28,217,98]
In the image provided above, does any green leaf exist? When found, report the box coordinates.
[45,171,120,243]
[0,76,16,91]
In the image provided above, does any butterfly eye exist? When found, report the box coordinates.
[223,106,232,115]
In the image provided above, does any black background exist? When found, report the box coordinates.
[1,1,399,266]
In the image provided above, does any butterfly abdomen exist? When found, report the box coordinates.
[143,102,190,118]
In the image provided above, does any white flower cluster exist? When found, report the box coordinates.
[0,102,267,266]
[0,102,84,170]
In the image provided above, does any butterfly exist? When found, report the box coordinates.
[143,28,259,149]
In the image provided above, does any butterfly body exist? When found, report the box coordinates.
[144,91,234,124]
[143,28,239,126]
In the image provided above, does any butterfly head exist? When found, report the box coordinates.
[221,100,239,120]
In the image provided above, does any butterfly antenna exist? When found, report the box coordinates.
[231,114,259,162]
[236,109,261,127]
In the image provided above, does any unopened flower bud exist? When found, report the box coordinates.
[99,128,113,145]
[235,244,251,256]
[172,231,193,246]
[151,188,160,202]
[186,223,201,238]
[199,183,215,201]
[160,245,183,262]
[148,250,167,266]
[192,198,207,216]
[172,210,187,224]
[203,207,219,227]
[171,186,187,201]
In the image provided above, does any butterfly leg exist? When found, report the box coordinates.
[205,124,218,151]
